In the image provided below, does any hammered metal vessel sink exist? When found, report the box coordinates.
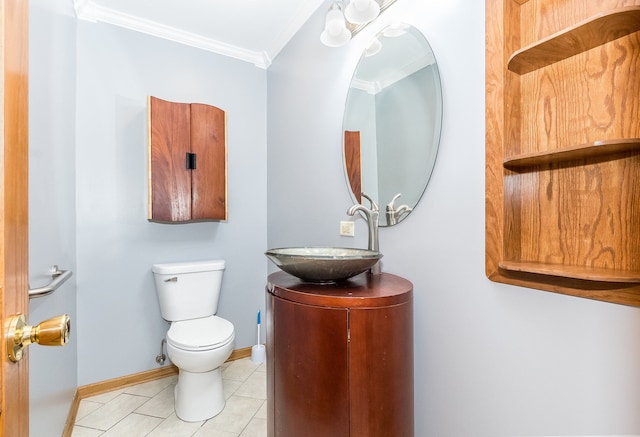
[265,247,382,283]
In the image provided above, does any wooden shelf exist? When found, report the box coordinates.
[499,261,640,283]
[508,6,640,74]
[503,139,640,169]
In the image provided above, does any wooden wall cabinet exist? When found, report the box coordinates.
[266,272,414,437]
[486,0,640,306]
[148,96,227,222]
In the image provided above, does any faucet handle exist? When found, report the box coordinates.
[386,193,402,211]
[361,192,379,212]
[385,193,413,225]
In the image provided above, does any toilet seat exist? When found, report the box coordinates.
[167,316,235,351]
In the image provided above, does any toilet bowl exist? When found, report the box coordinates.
[166,316,235,421]
[152,260,235,422]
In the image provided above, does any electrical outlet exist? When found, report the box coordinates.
[340,221,355,237]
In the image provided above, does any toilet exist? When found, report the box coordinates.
[151,260,235,422]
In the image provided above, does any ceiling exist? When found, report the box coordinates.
[73,0,327,69]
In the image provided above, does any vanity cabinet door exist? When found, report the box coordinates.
[271,296,350,437]
[148,96,227,222]
[350,303,414,436]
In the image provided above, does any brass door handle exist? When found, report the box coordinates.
[6,313,71,362]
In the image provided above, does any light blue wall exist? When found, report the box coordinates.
[74,21,268,386]
[267,1,640,435]
[29,1,78,435]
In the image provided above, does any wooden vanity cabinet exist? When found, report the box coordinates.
[266,271,414,437]
[148,96,227,222]
[486,0,640,306]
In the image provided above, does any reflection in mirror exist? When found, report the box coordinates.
[343,23,442,226]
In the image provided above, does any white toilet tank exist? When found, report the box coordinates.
[152,260,225,322]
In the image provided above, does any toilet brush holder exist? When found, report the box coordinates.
[251,343,266,363]
[251,310,265,363]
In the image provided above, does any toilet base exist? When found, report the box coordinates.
[174,367,225,422]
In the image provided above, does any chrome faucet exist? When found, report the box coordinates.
[347,192,381,275]
[385,193,413,225]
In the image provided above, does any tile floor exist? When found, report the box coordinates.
[72,358,267,437]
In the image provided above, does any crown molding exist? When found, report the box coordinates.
[73,0,272,68]
[352,53,436,95]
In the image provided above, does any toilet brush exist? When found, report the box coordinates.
[257,310,261,343]
[251,310,266,363]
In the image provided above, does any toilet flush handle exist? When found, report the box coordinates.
[164,277,178,282]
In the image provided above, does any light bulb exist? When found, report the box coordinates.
[325,9,346,36]
[344,0,380,25]
[364,37,382,57]
[321,6,351,47]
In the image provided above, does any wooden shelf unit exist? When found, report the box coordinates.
[486,0,640,306]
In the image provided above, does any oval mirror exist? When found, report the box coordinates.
[343,23,442,226]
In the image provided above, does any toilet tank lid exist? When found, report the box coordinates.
[152,260,225,274]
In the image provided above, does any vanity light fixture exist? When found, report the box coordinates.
[320,0,397,47]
